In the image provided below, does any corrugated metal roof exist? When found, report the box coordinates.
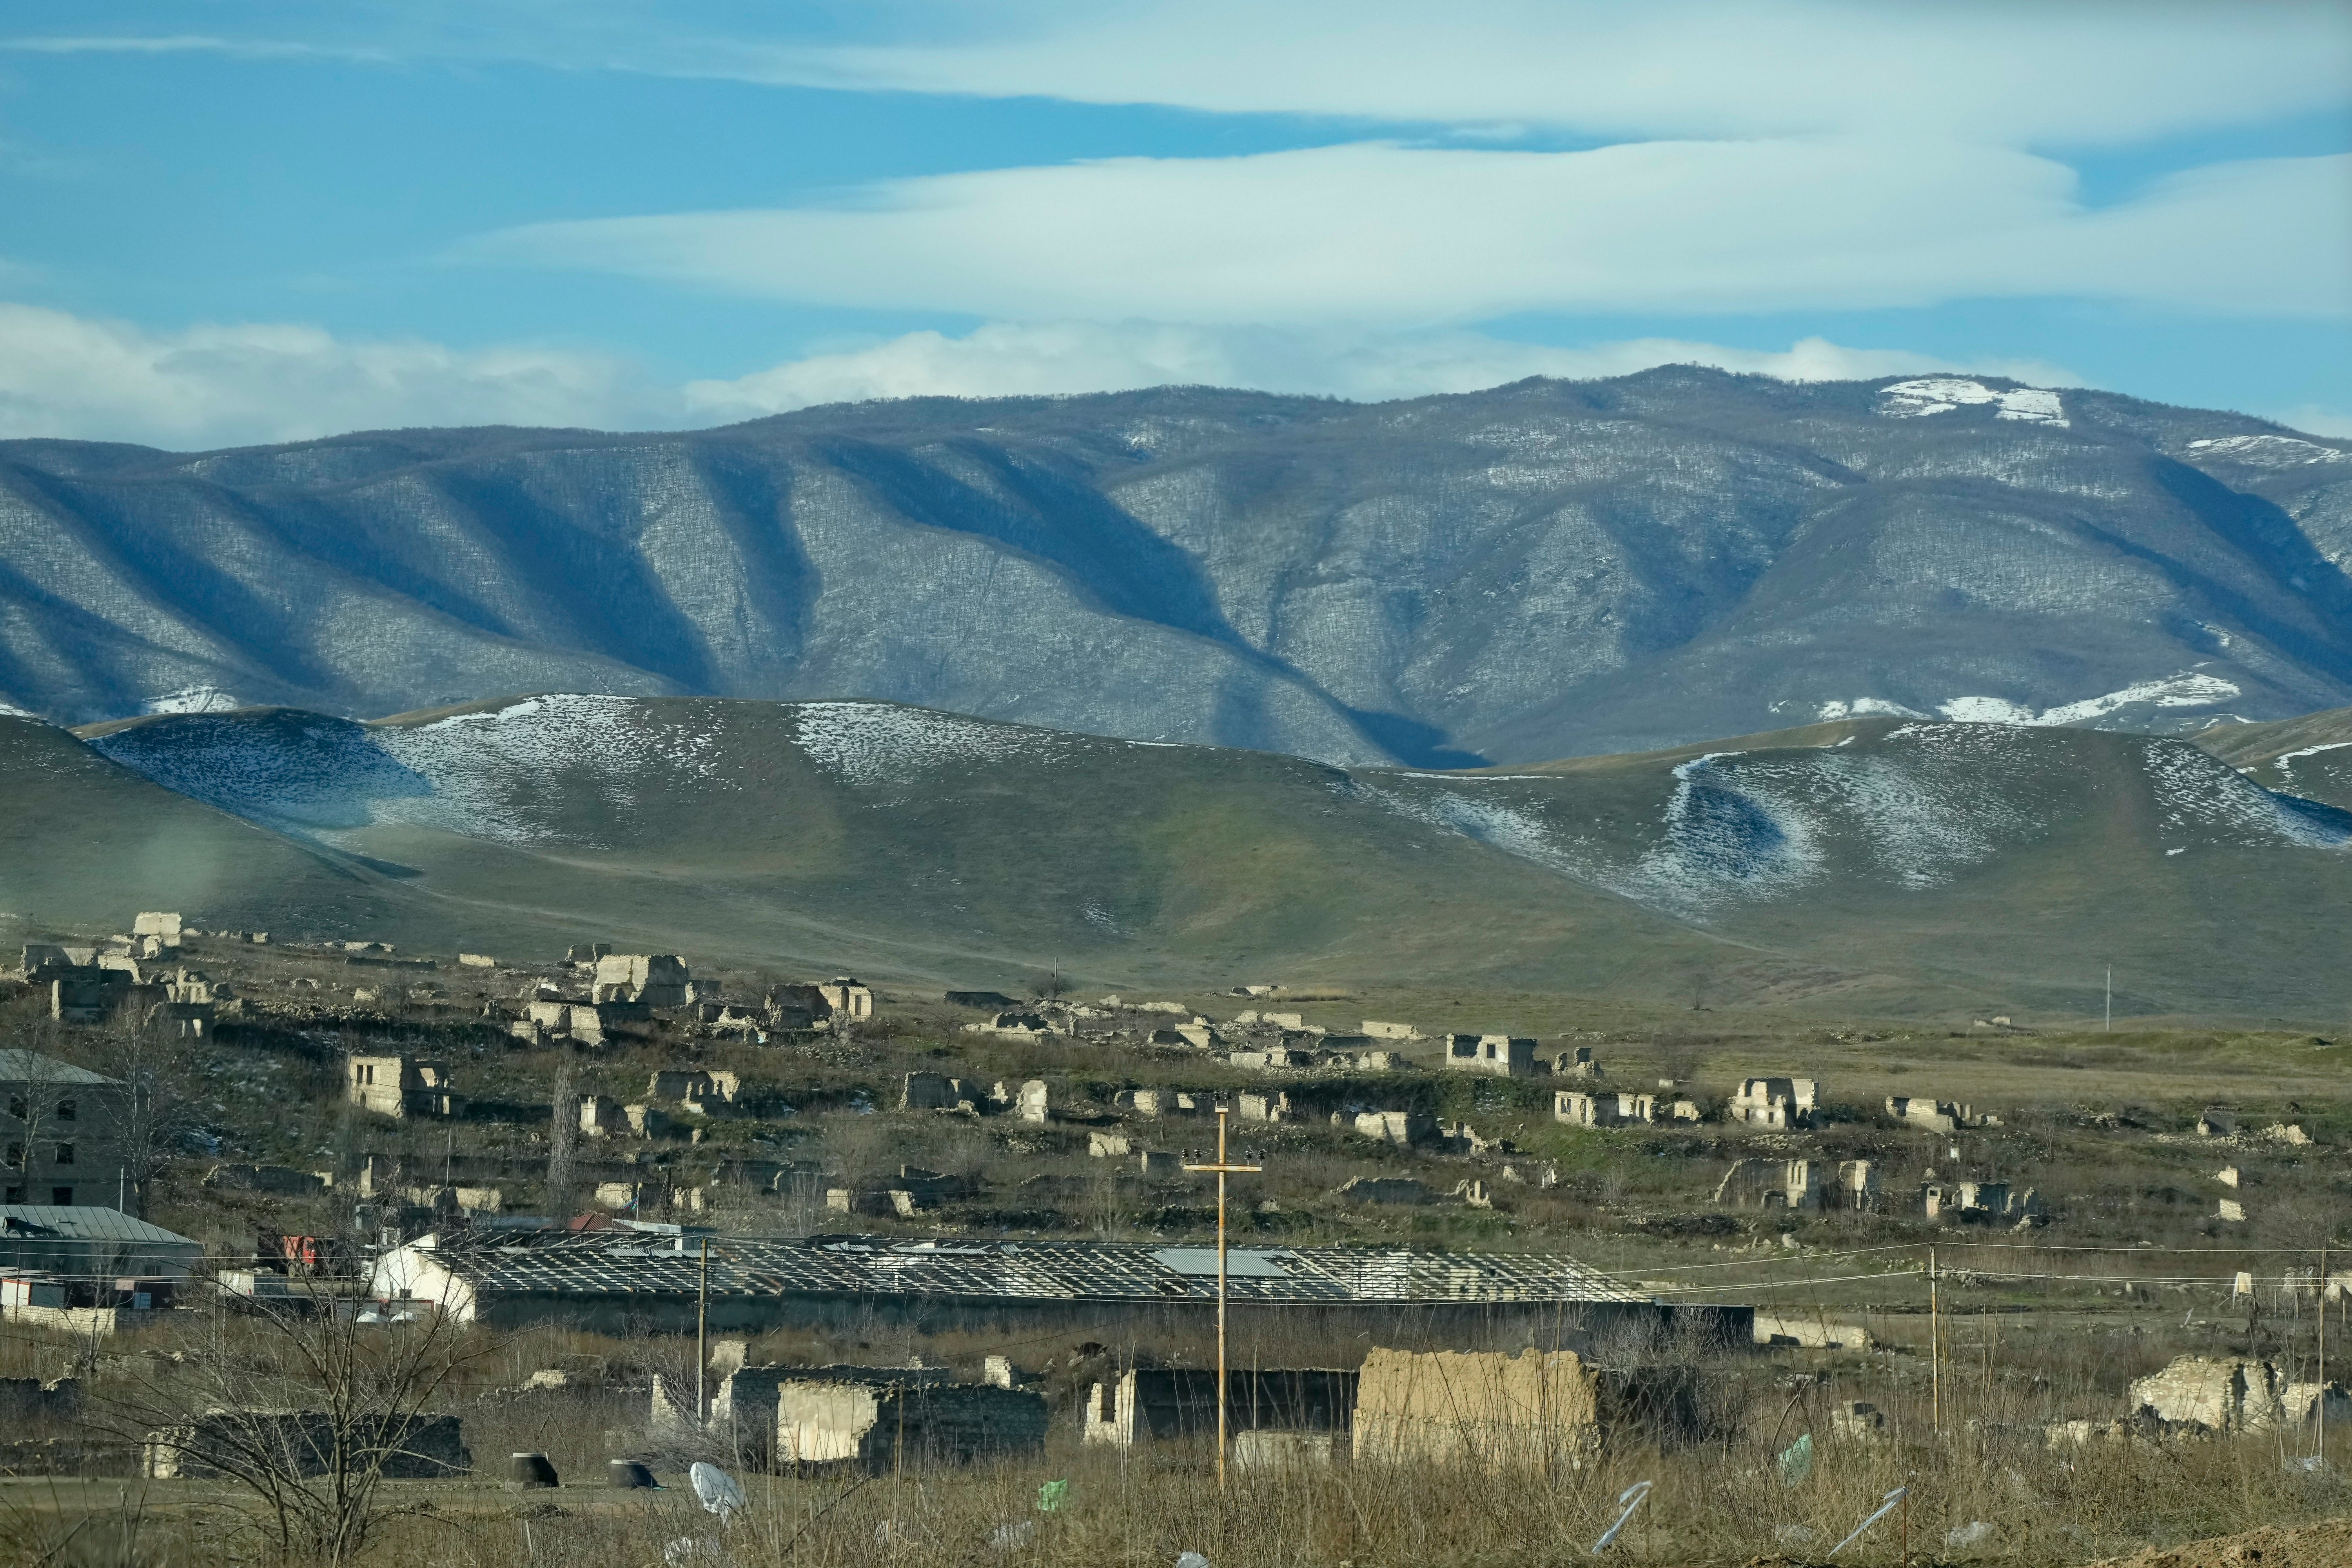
[414,1232,1644,1306]
[0,1051,121,1087]
[0,1206,200,1244]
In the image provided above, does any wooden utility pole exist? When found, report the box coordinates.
[1184,1107,1261,1492]
[697,1237,711,1424]
[1929,1245,1941,1440]
[2320,1242,2329,1458]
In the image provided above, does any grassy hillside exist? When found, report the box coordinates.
[22,697,2352,1022]
[2193,704,2352,810]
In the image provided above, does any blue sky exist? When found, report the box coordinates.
[0,1,2347,447]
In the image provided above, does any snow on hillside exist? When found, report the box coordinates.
[89,694,739,848]
[1363,722,2347,918]
[1817,673,2239,728]
[370,695,733,843]
[1877,379,2068,426]
[791,702,1078,788]
[2182,434,2345,468]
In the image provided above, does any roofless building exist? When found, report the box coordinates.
[372,1232,1749,1356]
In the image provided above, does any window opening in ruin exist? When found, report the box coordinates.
[49,1187,70,1205]
[55,1101,74,1121]
[55,1144,73,1165]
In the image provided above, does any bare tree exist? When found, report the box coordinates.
[1,1034,76,1205]
[100,1279,486,1565]
[90,1015,203,1218]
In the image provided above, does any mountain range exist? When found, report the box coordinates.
[3,695,2344,1022]
[4,370,2350,765]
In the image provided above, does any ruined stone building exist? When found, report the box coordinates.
[698,1365,1048,1472]
[1082,1368,1356,1448]
[593,954,690,1008]
[2129,1355,2352,1434]
[1922,1180,2042,1224]
[1727,1077,1819,1129]
[1714,1157,1877,1212]
[0,1051,125,1207]
[1554,1090,1659,1128]
[1442,1034,1539,1078]
[768,978,873,1029]
[345,1055,461,1120]
[1885,1096,1997,1134]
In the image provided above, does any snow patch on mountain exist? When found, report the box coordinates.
[1817,698,1926,720]
[89,713,427,831]
[792,701,1075,788]
[2268,742,2352,784]
[142,687,242,715]
[370,694,730,843]
[1878,379,2068,426]
[90,694,739,847]
[2183,434,2343,468]
[1935,674,2240,728]
[2141,741,2352,851]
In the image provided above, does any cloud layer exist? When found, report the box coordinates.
[0,301,2082,448]
[777,0,2352,145]
[0,303,646,448]
[478,142,2352,325]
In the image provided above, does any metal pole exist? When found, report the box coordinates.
[2321,1241,2329,1459]
[697,1237,711,1424]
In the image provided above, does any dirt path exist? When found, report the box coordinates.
[2086,1518,2352,1567]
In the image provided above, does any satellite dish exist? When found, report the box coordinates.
[690,1462,745,1521]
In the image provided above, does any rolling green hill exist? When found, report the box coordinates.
[2193,704,2352,811]
[6,697,2345,1023]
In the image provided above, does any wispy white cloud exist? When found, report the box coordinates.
[681,322,2080,420]
[761,0,2352,146]
[0,303,646,448]
[0,33,388,61]
[0,300,2080,447]
[474,142,2352,324]
[2276,406,2352,440]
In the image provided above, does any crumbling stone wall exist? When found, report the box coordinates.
[774,1374,1047,1472]
[145,1412,468,1479]
[1351,1347,1599,1466]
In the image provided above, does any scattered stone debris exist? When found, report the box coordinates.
[2127,1355,2351,1434]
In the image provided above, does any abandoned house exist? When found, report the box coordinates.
[1,1051,125,1207]
[1554,1090,1660,1128]
[1922,1180,2042,1225]
[768,978,874,1030]
[1713,1157,1877,1212]
[768,1368,1047,1471]
[1441,1034,1539,1078]
[145,1412,468,1479]
[1082,1368,1356,1449]
[593,954,690,1009]
[1727,1077,1819,1129]
[370,1232,1749,1351]
[1350,1109,1439,1147]
[345,1056,461,1120]
[1351,1347,1701,1464]
[648,1070,740,1115]
[1885,1096,1998,1134]
[2128,1355,2352,1434]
